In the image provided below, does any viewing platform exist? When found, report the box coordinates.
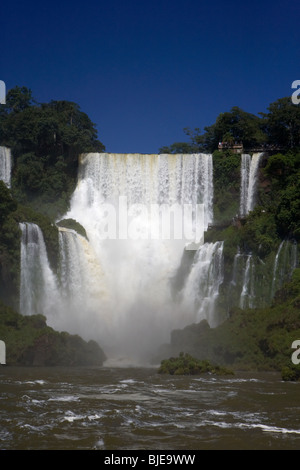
[218,142,243,153]
[218,142,285,154]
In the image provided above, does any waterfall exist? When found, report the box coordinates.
[59,228,88,300]
[240,154,251,217]
[246,153,263,213]
[239,255,255,309]
[54,152,217,360]
[71,153,213,236]
[180,241,224,327]
[57,228,108,336]
[19,223,58,319]
[0,146,12,187]
[18,153,225,361]
[240,152,263,216]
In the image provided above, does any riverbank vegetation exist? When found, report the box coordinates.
[158,352,234,376]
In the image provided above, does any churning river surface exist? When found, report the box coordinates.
[0,366,300,450]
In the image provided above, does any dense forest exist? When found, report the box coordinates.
[0,86,299,375]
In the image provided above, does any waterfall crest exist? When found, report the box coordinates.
[0,146,12,188]
[70,153,213,240]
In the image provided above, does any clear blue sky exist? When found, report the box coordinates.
[1,0,299,153]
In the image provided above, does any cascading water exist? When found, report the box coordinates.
[270,240,298,300]
[240,152,263,216]
[180,241,224,328]
[57,228,108,336]
[0,146,12,188]
[246,153,263,214]
[54,152,218,361]
[239,254,254,309]
[19,223,58,319]
[240,154,251,217]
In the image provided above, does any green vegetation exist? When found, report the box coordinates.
[281,365,300,382]
[0,86,105,220]
[158,352,234,376]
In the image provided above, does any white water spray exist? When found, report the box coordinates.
[55,152,218,360]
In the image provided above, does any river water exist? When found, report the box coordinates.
[0,365,300,450]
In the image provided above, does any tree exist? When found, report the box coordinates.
[159,128,205,154]
[2,86,35,114]
[159,106,266,153]
[275,176,300,239]
[0,86,106,218]
[0,182,17,225]
[261,97,300,149]
[212,106,266,150]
